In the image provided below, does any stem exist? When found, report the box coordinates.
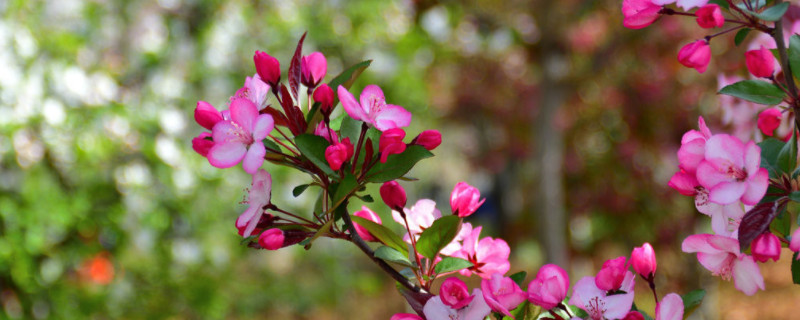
[274,127,300,151]
[269,134,300,156]
[558,303,574,318]
[772,2,800,131]
[704,25,746,42]
[649,279,659,304]
[352,123,368,175]
[403,214,426,286]
[271,205,318,226]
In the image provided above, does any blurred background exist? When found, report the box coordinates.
[1,0,798,319]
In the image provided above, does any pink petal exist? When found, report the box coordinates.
[695,161,731,190]
[373,104,413,131]
[338,85,367,122]
[732,255,765,295]
[743,141,761,176]
[696,252,733,275]
[668,170,699,196]
[741,168,768,205]
[698,116,712,138]
[568,276,603,308]
[656,293,684,320]
[305,52,327,83]
[677,139,706,174]
[359,84,386,112]
[677,0,709,10]
[704,134,745,169]
[252,114,275,141]
[423,296,456,319]
[462,289,492,320]
[242,142,266,174]
[603,290,635,319]
[708,181,747,205]
[680,130,705,145]
[230,98,259,133]
[208,142,247,168]
[238,206,260,237]
[212,121,240,143]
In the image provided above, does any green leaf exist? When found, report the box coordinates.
[351,215,409,256]
[239,235,257,245]
[793,252,800,284]
[770,205,791,236]
[734,28,752,46]
[759,138,785,178]
[365,145,434,183]
[329,60,372,91]
[790,191,800,203]
[357,194,374,203]
[718,80,785,105]
[737,0,767,11]
[501,301,542,320]
[631,303,655,320]
[752,2,790,21]
[332,173,358,208]
[433,257,473,274]
[340,115,363,145]
[263,139,282,153]
[778,130,797,176]
[708,0,729,9]
[416,215,461,259]
[791,35,800,83]
[295,134,336,176]
[374,246,414,267]
[304,218,334,250]
[509,271,527,288]
[681,289,705,318]
[292,184,310,197]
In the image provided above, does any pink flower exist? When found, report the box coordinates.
[254,51,280,86]
[682,234,765,295]
[379,128,407,163]
[751,232,781,262]
[423,289,491,320]
[234,74,270,109]
[337,84,412,131]
[391,200,471,256]
[595,257,627,291]
[237,169,272,237]
[325,137,354,171]
[313,84,335,115]
[192,132,214,157]
[527,264,569,310]
[676,116,712,175]
[208,98,275,174]
[440,277,475,309]
[621,0,662,29]
[380,181,407,212]
[695,189,746,237]
[412,130,442,151]
[656,293,684,320]
[757,108,782,137]
[353,206,382,242]
[656,0,709,11]
[695,4,724,29]
[450,182,486,218]
[453,226,510,279]
[390,314,423,320]
[314,121,339,144]
[258,228,284,250]
[630,243,657,279]
[481,273,527,317]
[695,134,768,205]
[569,271,636,320]
[194,101,223,130]
[745,45,775,78]
[678,40,711,73]
[301,52,327,88]
[622,311,645,320]
[791,228,800,256]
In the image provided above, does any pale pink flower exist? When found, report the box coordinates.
[301,52,327,88]
[393,199,441,240]
[595,257,627,291]
[450,182,486,218]
[237,169,272,238]
[717,74,761,141]
[528,264,570,310]
[630,243,657,279]
[481,273,527,317]
[622,0,662,29]
[655,293,684,320]
[682,234,765,295]
[694,187,747,237]
[353,206,382,242]
[337,84,412,131]
[678,40,711,73]
[423,289,491,320]
[440,277,474,309]
[234,74,270,109]
[453,226,511,279]
[751,232,781,262]
[569,271,636,320]
[208,98,275,174]
[695,134,768,205]
[677,116,712,175]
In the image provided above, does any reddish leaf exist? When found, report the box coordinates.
[362,138,374,174]
[288,32,307,100]
[279,85,308,136]
[260,106,289,127]
[398,287,433,317]
[738,197,789,251]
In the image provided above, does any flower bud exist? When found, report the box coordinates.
[313,84,335,115]
[353,206,382,242]
[631,242,657,279]
[258,228,284,250]
[439,277,474,309]
[301,52,327,88]
[380,181,407,212]
[678,40,711,73]
[194,101,222,130]
[412,130,442,151]
[314,122,339,144]
[481,273,527,317]
[752,232,781,262]
[790,228,800,258]
[254,51,281,86]
[450,182,485,218]
[622,311,646,320]
[622,0,662,30]
[757,108,782,137]
[695,4,724,29]
[527,264,569,310]
[192,132,214,157]
[379,128,406,163]
[595,256,627,291]
[325,137,354,171]
[390,314,423,320]
[745,45,775,78]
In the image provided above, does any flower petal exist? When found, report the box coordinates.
[359,84,386,113]
[373,104,412,131]
[704,134,745,169]
[741,168,768,205]
[656,293,684,320]
[243,142,266,174]
[743,141,761,176]
[732,255,765,295]
[252,114,275,141]
[708,181,747,205]
[338,85,367,122]
[208,142,247,168]
[230,98,259,133]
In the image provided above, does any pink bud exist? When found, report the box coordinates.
[481,273,527,317]
[194,101,222,130]
[325,137,354,171]
[450,182,485,218]
[258,228,284,250]
[254,51,281,86]
[622,311,646,320]
[380,181,407,212]
[353,206,382,242]
[695,4,724,29]
[313,84,335,114]
[751,232,781,262]
[595,256,627,291]
[622,0,662,29]
[439,277,474,309]
[757,108,782,137]
[192,132,214,157]
[745,45,775,78]
[314,122,339,144]
[667,170,699,196]
[527,264,569,310]
[301,52,327,88]
[412,130,442,151]
[678,40,711,73]
[390,314,423,320]
[790,228,800,257]
[379,128,407,163]
[631,242,657,279]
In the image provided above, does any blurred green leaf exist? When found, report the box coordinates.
[735,28,752,46]
[509,271,527,288]
[374,246,414,267]
[681,289,705,319]
[352,215,409,256]
[719,80,785,105]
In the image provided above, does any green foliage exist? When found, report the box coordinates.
[433,257,472,274]
[365,145,434,182]
[789,35,800,81]
[681,289,706,318]
[416,215,461,259]
[509,271,527,288]
[747,2,790,21]
[759,138,788,178]
[374,246,414,267]
[735,28,752,46]
[793,252,800,285]
[718,80,786,105]
[351,216,409,256]
[295,134,337,176]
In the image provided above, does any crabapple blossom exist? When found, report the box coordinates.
[751,232,781,262]
[654,0,709,10]
[439,277,475,309]
[595,257,627,291]
[379,128,407,163]
[695,4,723,29]
[630,243,657,279]
[235,74,270,108]
[325,137,354,171]
[450,182,485,218]
[194,101,223,130]
[621,0,662,30]
[380,181,407,212]
[622,311,646,320]
[313,84,335,114]
[258,228,284,250]
[412,130,442,151]
[757,108,782,137]
[527,264,569,310]
[480,273,526,317]
[791,228,800,255]
[314,121,339,144]
[393,199,441,239]
[352,206,382,242]
[452,226,511,279]
[695,134,768,205]
[390,314,423,320]
[208,98,275,174]
[337,84,412,131]
[301,52,327,88]
[253,50,280,86]
[237,169,272,238]
[569,271,636,320]
[192,132,214,157]
[668,170,745,237]
[678,40,711,73]
[655,293,684,320]
[676,116,712,175]
[745,45,775,78]
[682,234,765,295]
[423,289,491,320]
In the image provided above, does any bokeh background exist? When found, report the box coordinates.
[1,0,798,319]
